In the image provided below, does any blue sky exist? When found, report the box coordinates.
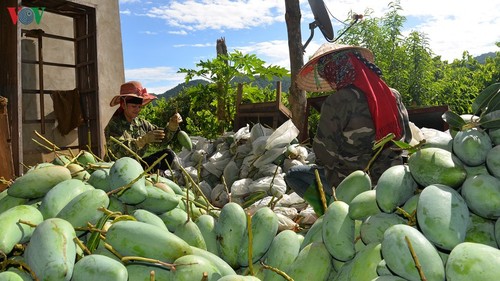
[118,0,500,95]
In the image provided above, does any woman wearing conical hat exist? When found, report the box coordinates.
[285,43,412,197]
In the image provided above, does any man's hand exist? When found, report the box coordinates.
[136,129,165,148]
[167,113,183,132]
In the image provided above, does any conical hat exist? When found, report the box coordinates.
[297,43,374,92]
[109,81,157,107]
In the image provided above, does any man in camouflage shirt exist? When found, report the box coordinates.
[285,43,411,197]
[104,81,183,171]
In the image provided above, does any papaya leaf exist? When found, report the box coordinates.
[441,111,466,129]
[471,82,500,115]
[478,110,500,129]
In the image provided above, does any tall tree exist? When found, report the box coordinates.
[285,0,307,142]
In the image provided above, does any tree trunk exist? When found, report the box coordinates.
[285,0,308,142]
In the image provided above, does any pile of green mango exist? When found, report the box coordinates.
[4,104,500,280]
[0,126,498,281]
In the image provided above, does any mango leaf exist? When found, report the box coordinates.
[441,111,466,129]
[483,89,500,115]
[478,110,500,129]
[471,82,500,115]
[303,183,330,216]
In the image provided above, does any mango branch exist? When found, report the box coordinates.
[109,136,148,167]
[260,261,294,281]
[396,207,417,226]
[0,177,13,186]
[34,130,61,151]
[121,256,176,270]
[246,212,254,276]
[314,168,328,211]
[178,164,215,210]
[73,237,91,255]
[365,133,395,172]
[0,257,39,281]
[405,235,427,281]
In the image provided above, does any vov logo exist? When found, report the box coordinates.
[7,6,46,25]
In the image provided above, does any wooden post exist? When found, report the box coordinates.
[0,97,14,191]
[274,81,282,128]
[234,83,244,131]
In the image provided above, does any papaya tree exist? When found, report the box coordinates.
[178,50,288,134]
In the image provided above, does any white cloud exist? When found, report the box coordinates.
[125,66,186,94]
[146,0,284,31]
[121,0,499,92]
[400,0,500,60]
[234,39,324,71]
[141,30,158,35]
[319,0,500,60]
[168,30,188,35]
[173,43,215,48]
[119,0,141,3]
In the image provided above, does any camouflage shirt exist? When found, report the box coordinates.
[104,112,177,159]
[313,86,411,188]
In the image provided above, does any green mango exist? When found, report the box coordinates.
[461,174,500,219]
[453,127,492,166]
[126,263,173,281]
[238,206,279,266]
[299,216,324,250]
[375,164,418,213]
[131,209,168,231]
[195,214,219,255]
[465,213,497,247]
[135,186,180,214]
[105,220,192,263]
[172,254,221,281]
[322,200,355,261]
[381,224,445,281]
[109,157,147,205]
[334,170,372,204]
[360,213,407,245]
[0,271,24,281]
[0,205,43,254]
[174,219,207,250]
[214,202,247,268]
[71,254,128,281]
[349,190,381,220]
[408,147,467,189]
[285,242,332,281]
[486,144,500,178]
[417,184,469,250]
[8,165,72,199]
[446,242,500,281]
[349,242,382,281]
[38,178,94,219]
[158,207,188,232]
[25,218,77,281]
[263,230,301,281]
